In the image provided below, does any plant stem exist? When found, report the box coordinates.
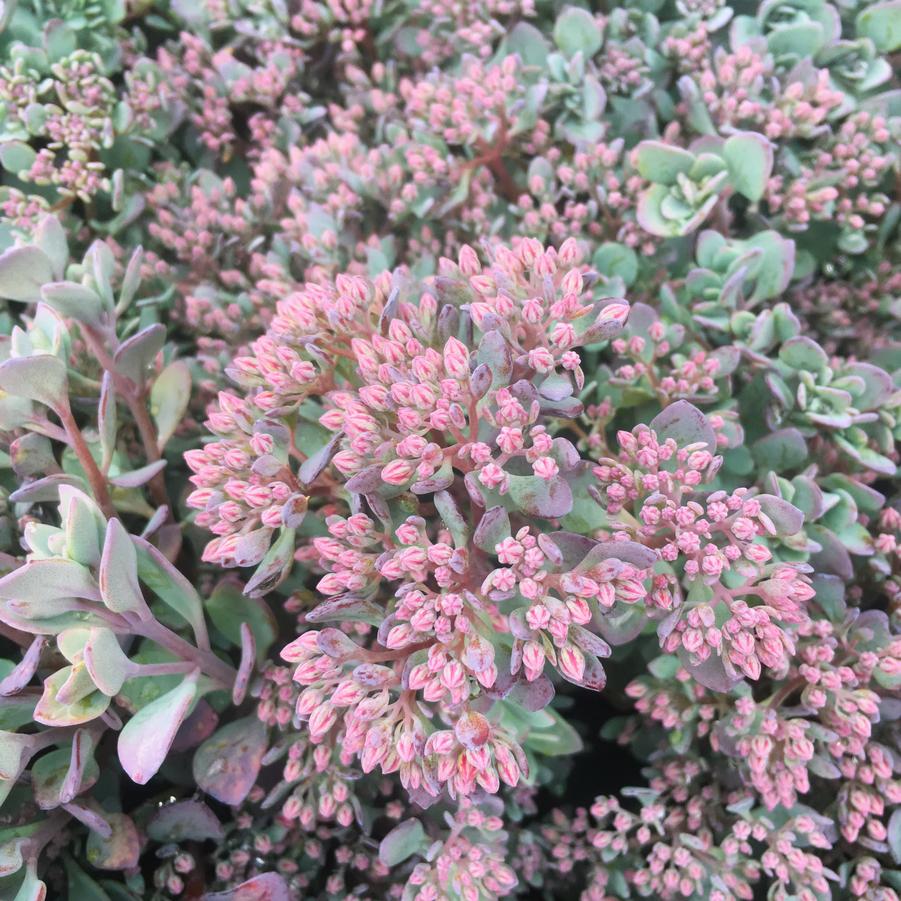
[56,403,115,519]
[136,617,236,688]
[81,326,171,514]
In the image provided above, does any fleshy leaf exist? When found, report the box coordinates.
[379,819,426,867]
[147,799,224,843]
[0,246,54,302]
[0,355,68,412]
[99,518,146,615]
[649,400,716,454]
[722,132,773,202]
[85,813,140,871]
[193,716,268,806]
[150,360,192,452]
[553,6,603,58]
[117,671,199,784]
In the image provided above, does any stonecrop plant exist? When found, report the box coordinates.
[0,0,897,899]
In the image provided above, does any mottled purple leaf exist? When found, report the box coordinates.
[193,716,268,807]
[148,799,224,843]
[507,473,573,518]
[202,872,292,901]
[473,506,511,553]
[650,400,716,453]
[85,813,140,870]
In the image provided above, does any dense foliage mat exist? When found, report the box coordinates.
[0,0,898,898]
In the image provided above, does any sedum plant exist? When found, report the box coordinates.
[0,0,896,899]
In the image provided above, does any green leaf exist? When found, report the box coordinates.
[525,707,583,755]
[40,282,105,326]
[150,360,191,452]
[205,581,276,661]
[133,537,206,640]
[32,217,68,280]
[60,486,105,568]
[592,243,638,286]
[0,142,36,174]
[378,819,426,867]
[722,132,773,202]
[634,141,695,185]
[33,667,110,726]
[555,6,603,59]
[779,336,828,372]
[857,1,901,52]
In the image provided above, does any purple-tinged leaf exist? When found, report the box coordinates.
[299,431,341,486]
[510,675,555,711]
[117,671,199,784]
[473,506,511,553]
[650,400,716,453]
[410,470,455,494]
[148,799,224,843]
[232,623,255,705]
[134,536,206,643]
[469,363,492,398]
[202,872,293,901]
[579,539,658,571]
[59,728,96,805]
[172,700,219,753]
[233,528,273,568]
[0,637,44,696]
[345,465,382,494]
[193,716,268,807]
[0,354,68,412]
[109,459,167,488]
[0,245,54,302]
[113,323,165,387]
[757,494,804,535]
[34,746,97,809]
[34,667,109,726]
[305,594,383,626]
[0,559,100,604]
[595,604,645,646]
[507,473,573,518]
[317,628,361,659]
[83,628,130,696]
[99,518,146,615]
[545,531,596,569]
[9,474,86,504]
[62,802,111,838]
[85,812,140,870]
[570,626,612,659]
[678,648,741,693]
[244,527,295,598]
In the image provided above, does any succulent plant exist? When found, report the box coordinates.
[0,0,895,899]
